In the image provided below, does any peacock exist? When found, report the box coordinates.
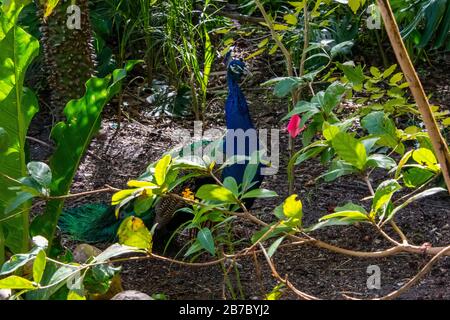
[58,54,263,243]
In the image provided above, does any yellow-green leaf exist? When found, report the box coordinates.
[273,24,289,31]
[283,194,303,219]
[43,0,60,18]
[0,276,37,290]
[348,0,362,13]
[33,250,46,283]
[117,217,153,251]
[283,14,298,25]
[111,189,135,205]
[67,290,86,300]
[127,180,157,188]
[154,154,172,185]
[413,148,439,171]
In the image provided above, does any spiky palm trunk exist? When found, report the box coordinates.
[37,0,96,118]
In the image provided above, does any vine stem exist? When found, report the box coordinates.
[343,245,450,300]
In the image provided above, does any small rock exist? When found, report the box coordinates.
[0,289,11,300]
[111,290,154,300]
[73,244,102,263]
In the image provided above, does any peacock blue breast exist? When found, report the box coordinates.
[222,59,262,187]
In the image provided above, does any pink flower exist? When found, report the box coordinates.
[287,114,306,138]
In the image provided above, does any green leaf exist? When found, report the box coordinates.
[0,275,37,290]
[319,210,369,222]
[0,253,34,276]
[267,236,285,258]
[117,216,153,251]
[335,202,367,214]
[273,77,303,97]
[222,176,239,196]
[372,180,401,217]
[403,168,435,188]
[154,154,172,186]
[27,162,52,188]
[241,188,278,199]
[412,148,439,172]
[361,112,400,152]
[33,250,46,284]
[0,2,40,254]
[196,184,237,204]
[337,62,364,86]
[5,191,35,214]
[322,122,340,141]
[197,228,215,255]
[322,82,348,114]
[366,154,397,170]
[30,62,140,244]
[332,132,367,170]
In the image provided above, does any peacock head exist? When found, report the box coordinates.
[227,59,250,81]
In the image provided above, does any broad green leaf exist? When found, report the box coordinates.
[361,112,400,152]
[117,216,153,251]
[372,180,401,217]
[403,168,435,188]
[197,228,215,255]
[196,184,237,204]
[337,62,364,86]
[323,82,347,114]
[5,191,35,214]
[30,62,140,245]
[322,122,340,141]
[366,154,397,170]
[0,2,39,254]
[222,176,239,196]
[320,160,357,182]
[332,132,367,170]
[33,250,46,283]
[0,275,36,290]
[241,188,278,199]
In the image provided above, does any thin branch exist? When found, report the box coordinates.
[343,245,450,300]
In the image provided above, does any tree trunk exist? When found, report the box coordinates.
[37,0,96,119]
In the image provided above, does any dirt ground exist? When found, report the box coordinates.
[27,52,450,300]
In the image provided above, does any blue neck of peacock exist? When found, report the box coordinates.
[225,73,255,131]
